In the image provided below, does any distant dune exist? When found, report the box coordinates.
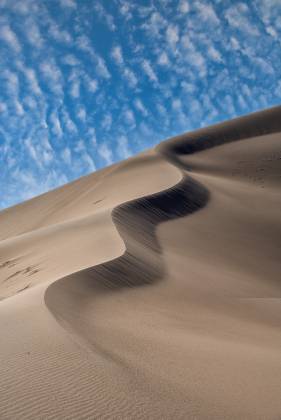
[0,106,281,419]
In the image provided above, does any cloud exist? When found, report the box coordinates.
[84,75,98,93]
[134,98,148,116]
[70,79,80,98]
[123,109,136,127]
[24,137,38,162]
[16,62,42,96]
[158,51,170,66]
[166,25,179,47]
[101,113,112,130]
[96,56,111,79]
[62,147,72,165]
[98,143,113,165]
[94,3,116,31]
[124,67,138,88]
[82,152,96,172]
[2,70,20,95]
[76,35,111,79]
[50,111,63,137]
[63,54,80,66]
[178,0,190,14]
[0,102,7,113]
[40,60,64,95]
[76,105,87,122]
[59,0,76,9]
[24,19,44,48]
[61,109,77,133]
[111,45,124,66]
[195,2,220,25]
[86,127,97,146]
[14,99,24,116]
[224,4,259,36]
[117,135,131,159]
[142,11,167,38]
[142,59,158,83]
[207,45,223,62]
[119,1,132,21]
[0,24,21,52]
[48,21,72,44]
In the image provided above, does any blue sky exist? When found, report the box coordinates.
[0,0,280,209]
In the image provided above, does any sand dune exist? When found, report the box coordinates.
[0,106,281,419]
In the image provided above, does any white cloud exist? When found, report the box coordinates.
[124,67,138,88]
[178,0,190,14]
[195,2,220,25]
[14,99,24,115]
[3,70,19,95]
[119,1,132,21]
[82,152,96,172]
[48,22,72,44]
[40,60,64,95]
[158,51,170,66]
[224,4,259,36]
[77,105,86,122]
[63,54,80,66]
[230,36,240,50]
[134,98,148,116]
[23,96,37,109]
[87,127,97,146]
[166,25,179,47]
[70,80,80,98]
[207,45,223,62]
[76,35,111,79]
[62,109,77,133]
[142,12,167,38]
[16,63,42,96]
[0,102,7,113]
[265,25,278,38]
[94,3,116,31]
[85,76,98,93]
[101,113,112,130]
[24,137,38,162]
[98,143,113,165]
[111,45,124,66]
[117,135,131,159]
[62,147,72,165]
[96,55,111,79]
[172,98,182,110]
[142,59,158,83]
[59,0,76,9]
[50,111,63,137]
[0,25,21,52]
[24,20,44,48]
[124,109,136,126]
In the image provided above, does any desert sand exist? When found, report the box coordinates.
[0,105,281,419]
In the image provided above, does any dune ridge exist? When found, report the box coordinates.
[45,105,281,346]
[0,105,281,419]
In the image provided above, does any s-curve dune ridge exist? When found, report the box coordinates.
[0,105,281,419]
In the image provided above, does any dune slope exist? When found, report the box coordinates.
[0,106,281,419]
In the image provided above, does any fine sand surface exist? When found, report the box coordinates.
[0,106,281,419]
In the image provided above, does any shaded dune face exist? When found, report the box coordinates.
[45,105,281,346]
[45,177,209,334]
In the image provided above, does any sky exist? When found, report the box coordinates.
[0,0,280,209]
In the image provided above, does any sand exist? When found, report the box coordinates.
[0,105,281,419]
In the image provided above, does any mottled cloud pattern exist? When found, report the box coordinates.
[0,0,280,208]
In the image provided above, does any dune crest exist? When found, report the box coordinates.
[1,106,281,419]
